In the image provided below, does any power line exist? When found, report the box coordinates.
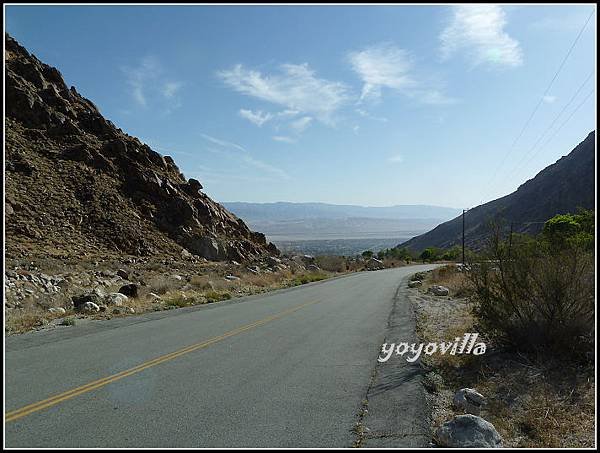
[478,8,595,205]
[503,70,593,182]
[514,88,595,179]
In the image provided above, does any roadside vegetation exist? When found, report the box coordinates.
[410,209,595,447]
[6,253,370,334]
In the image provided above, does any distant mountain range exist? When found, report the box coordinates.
[222,202,462,242]
[401,131,596,252]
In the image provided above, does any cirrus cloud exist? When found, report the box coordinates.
[217,63,351,124]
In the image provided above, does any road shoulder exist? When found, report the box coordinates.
[354,274,431,447]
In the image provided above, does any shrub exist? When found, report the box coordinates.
[468,219,594,358]
[204,291,231,303]
[315,255,347,272]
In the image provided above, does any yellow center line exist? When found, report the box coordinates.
[5,299,321,423]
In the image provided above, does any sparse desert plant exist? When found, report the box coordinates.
[204,290,232,303]
[61,317,76,326]
[468,218,594,358]
[148,274,184,295]
[315,255,347,272]
[289,273,328,286]
[189,275,214,290]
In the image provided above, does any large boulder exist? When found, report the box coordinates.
[186,236,222,261]
[105,292,128,306]
[434,415,502,448]
[71,289,104,309]
[117,283,138,298]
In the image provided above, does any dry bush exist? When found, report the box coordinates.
[315,255,347,272]
[147,274,184,295]
[468,228,594,357]
[429,265,474,298]
[189,274,218,290]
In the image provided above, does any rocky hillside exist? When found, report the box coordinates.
[5,34,278,262]
[401,131,596,252]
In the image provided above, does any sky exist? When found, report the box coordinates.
[5,4,597,209]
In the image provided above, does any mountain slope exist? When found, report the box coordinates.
[5,34,278,262]
[400,131,596,252]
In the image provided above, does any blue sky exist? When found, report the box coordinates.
[5,4,596,209]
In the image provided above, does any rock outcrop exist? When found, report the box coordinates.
[5,34,278,262]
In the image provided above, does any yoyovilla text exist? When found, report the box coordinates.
[378,333,486,363]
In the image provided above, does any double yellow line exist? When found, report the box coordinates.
[6,299,321,423]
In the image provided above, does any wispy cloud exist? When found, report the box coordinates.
[388,154,404,164]
[199,133,290,180]
[440,5,523,68]
[272,135,296,144]
[218,63,351,124]
[199,133,246,153]
[163,81,183,99]
[122,56,183,111]
[356,108,389,122]
[348,43,416,101]
[348,43,455,105]
[238,109,273,127]
[290,116,313,133]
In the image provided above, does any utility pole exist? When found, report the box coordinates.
[462,209,466,265]
[508,222,514,258]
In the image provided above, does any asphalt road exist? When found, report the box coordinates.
[5,265,438,448]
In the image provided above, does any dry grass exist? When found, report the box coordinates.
[411,265,595,448]
[428,264,474,298]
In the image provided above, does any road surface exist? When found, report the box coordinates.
[5,265,438,448]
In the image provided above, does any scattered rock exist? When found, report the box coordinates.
[306,264,321,272]
[411,272,426,281]
[80,301,100,312]
[408,280,422,288]
[118,283,138,298]
[434,415,502,448]
[453,388,486,415]
[71,289,104,309]
[428,285,450,296]
[48,307,66,314]
[225,275,240,281]
[266,256,282,267]
[105,292,128,306]
[116,269,129,280]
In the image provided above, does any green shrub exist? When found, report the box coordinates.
[204,291,232,303]
[468,218,594,358]
[289,273,328,286]
[60,317,76,326]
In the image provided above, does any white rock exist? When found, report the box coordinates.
[429,285,450,296]
[408,280,422,288]
[81,301,100,312]
[48,307,66,314]
[435,415,502,448]
[105,292,128,306]
[453,388,486,415]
